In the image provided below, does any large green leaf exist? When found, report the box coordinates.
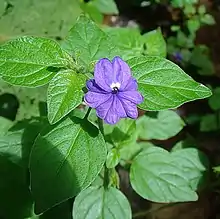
[0,36,68,87]
[171,148,209,190]
[137,110,185,140]
[128,56,212,110]
[61,15,118,66]
[130,146,198,202]
[29,117,106,214]
[0,0,82,38]
[72,186,132,219]
[47,70,86,124]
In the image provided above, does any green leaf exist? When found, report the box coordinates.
[0,37,68,87]
[104,118,137,145]
[47,70,86,124]
[119,141,154,166]
[72,186,132,219]
[104,27,143,60]
[171,148,209,190]
[201,14,215,25]
[208,87,220,111]
[200,114,219,132]
[106,148,120,168]
[137,110,185,140]
[29,117,106,214]
[187,18,200,33]
[62,15,117,66]
[128,56,212,111]
[213,166,220,173]
[142,28,167,57]
[130,146,198,202]
[92,0,119,14]
[190,46,214,75]
[183,4,196,15]
[80,1,104,24]
[198,5,206,15]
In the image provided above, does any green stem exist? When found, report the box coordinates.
[97,117,109,188]
[84,107,92,120]
[98,117,104,135]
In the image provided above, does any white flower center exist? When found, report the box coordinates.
[110,82,120,90]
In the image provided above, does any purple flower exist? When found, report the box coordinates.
[173,52,182,62]
[84,56,144,124]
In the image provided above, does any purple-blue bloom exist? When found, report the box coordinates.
[84,56,144,124]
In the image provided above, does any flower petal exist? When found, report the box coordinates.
[120,98,138,119]
[118,91,143,104]
[86,79,107,93]
[94,58,113,91]
[123,77,138,91]
[112,56,132,90]
[96,95,126,124]
[84,92,112,108]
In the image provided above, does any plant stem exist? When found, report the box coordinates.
[97,117,109,188]
[84,107,92,120]
[98,117,104,135]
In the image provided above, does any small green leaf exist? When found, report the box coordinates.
[171,148,209,190]
[142,28,167,58]
[187,18,200,33]
[47,70,86,124]
[183,4,196,15]
[128,56,212,111]
[200,114,219,132]
[201,14,215,25]
[198,5,206,15]
[130,146,198,202]
[119,141,154,166]
[213,166,220,173]
[106,148,120,168]
[190,46,214,75]
[0,37,67,87]
[29,117,106,214]
[137,110,185,140]
[80,1,104,24]
[171,25,180,32]
[104,119,137,145]
[208,87,220,111]
[72,186,132,219]
[62,15,117,66]
[92,0,119,14]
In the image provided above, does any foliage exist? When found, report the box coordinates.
[0,0,217,218]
